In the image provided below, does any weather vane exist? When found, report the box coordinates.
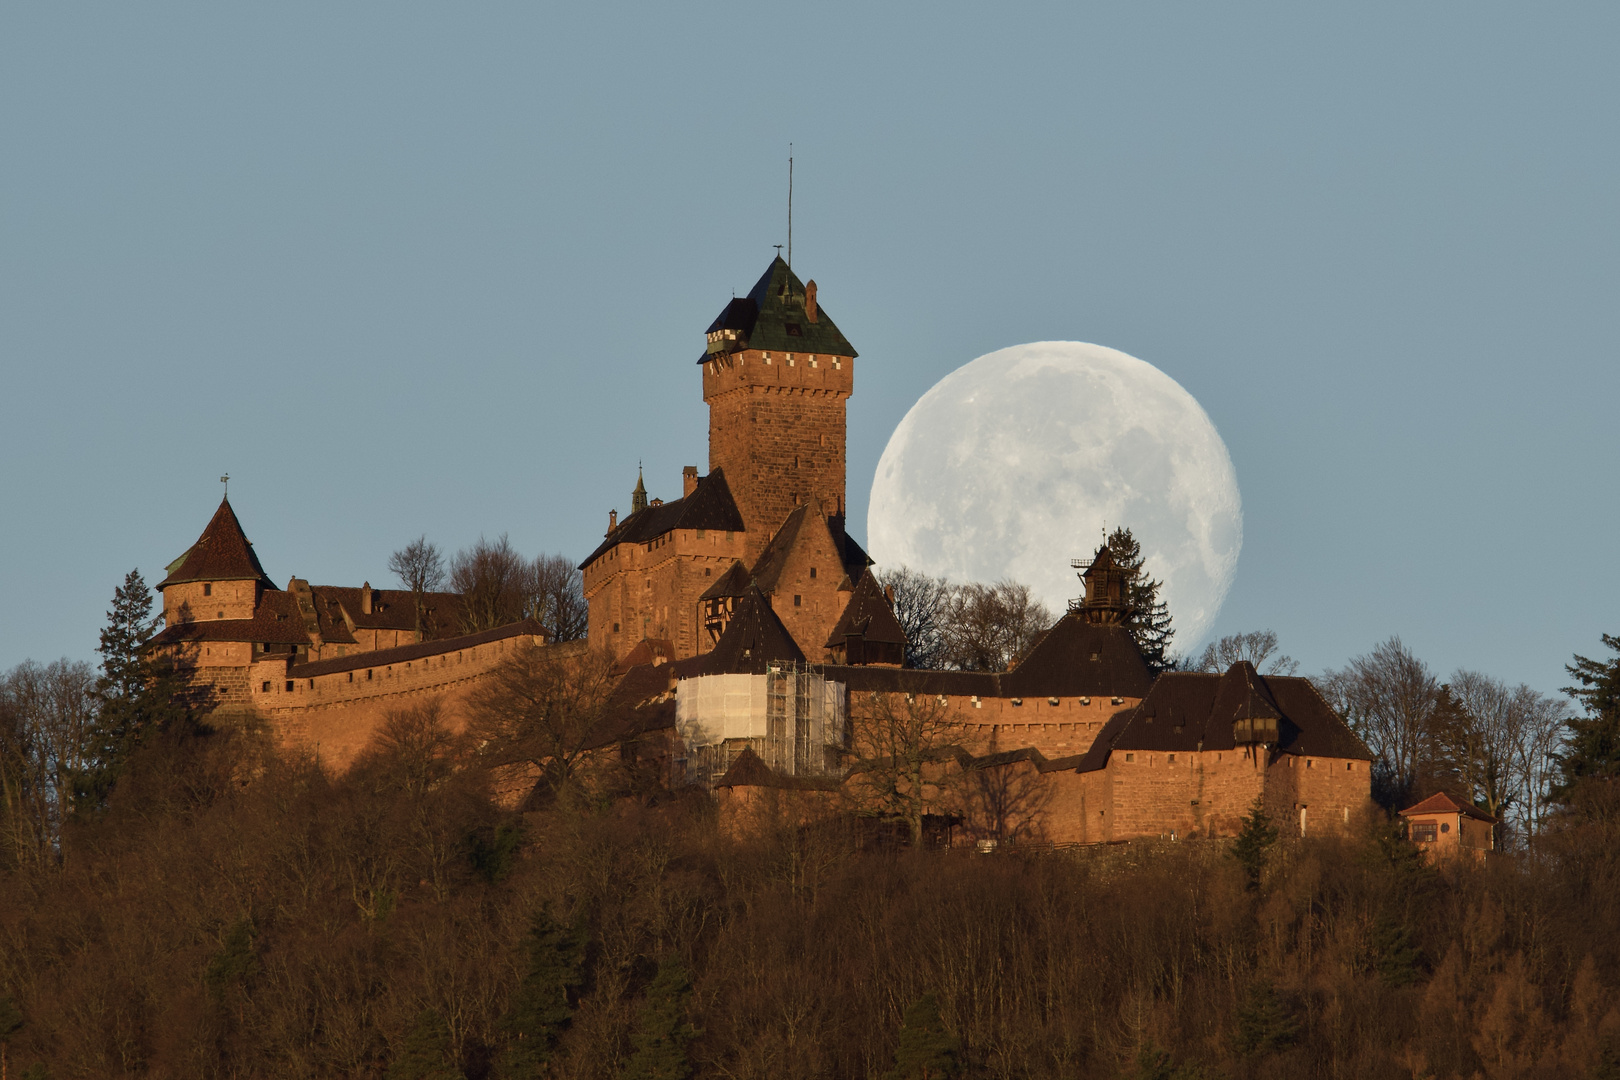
[220,473,230,497]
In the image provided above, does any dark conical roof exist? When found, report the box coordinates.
[694,584,805,674]
[158,497,276,590]
[698,257,857,362]
[824,569,906,649]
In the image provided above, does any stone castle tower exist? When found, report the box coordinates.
[702,257,856,563]
[580,256,882,663]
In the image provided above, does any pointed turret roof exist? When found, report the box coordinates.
[158,497,276,590]
[692,584,805,675]
[631,468,648,514]
[699,257,857,362]
[824,569,906,649]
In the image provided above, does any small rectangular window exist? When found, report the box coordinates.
[285,680,294,692]
[1168,754,1176,764]
[1411,822,1438,843]
[809,567,817,579]
[203,583,212,596]
[1125,753,1135,763]
[793,595,802,607]
[696,529,705,539]
[261,681,271,693]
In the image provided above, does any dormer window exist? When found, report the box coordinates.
[784,323,802,337]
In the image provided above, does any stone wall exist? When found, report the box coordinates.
[703,349,852,564]
[583,522,748,660]
[247,631,564,770]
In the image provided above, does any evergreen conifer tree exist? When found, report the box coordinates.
[389,1009,459,1080]
[1106,528,1176,674]
[84,570,208,808]
[1231,980,1299,1057]
[1555,632,1620,803]
[1228,797,1278,891]
[498,907,588,1077]
[619,956,698,1080]
[883,993,961,1080]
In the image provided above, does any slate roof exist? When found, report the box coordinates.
[149,589,313,648]
[585,661,680,751]
[158,497,277,590]
[307,585,463,638]
[684,585,805,675]
[999,617,1152,699]
[580,468,745,569]
[698,257,857,363]
[699,560,751,601]
[1075,662,1372,772]
[285,619,549,679]
[824,569,906,648]
[713,747,842,791]
[612,638,675,675]
[1399,791,1498,823]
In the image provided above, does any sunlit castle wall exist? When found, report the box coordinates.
[675,669,846,786]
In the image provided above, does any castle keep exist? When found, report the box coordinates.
[149,253,1373,841]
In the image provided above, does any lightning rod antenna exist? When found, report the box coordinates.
[787,144,793,270]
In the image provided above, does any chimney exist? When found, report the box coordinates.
[682,466,699,497]
[361,582,374,615]
[609,509,618,532]
[804,280,818,323]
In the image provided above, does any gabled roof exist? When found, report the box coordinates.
[688,585,805,675]
[579,468,746,569]
[1400,791,1498,823]
[698,257,857,362]
[824,569,906,648]
[999,617,1151,699]
[307,586,463,638]
[158,497,276,590]
[1075,662,1372,771]
[149,589,312,647]
[749,503,872,596]
[699,560,751,601]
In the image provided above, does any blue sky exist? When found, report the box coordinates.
[2,4,1615,697]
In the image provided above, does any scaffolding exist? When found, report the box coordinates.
[675,662,846,788]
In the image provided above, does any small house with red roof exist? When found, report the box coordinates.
[1399,792,1496,860]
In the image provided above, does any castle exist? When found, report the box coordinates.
[149,255,1373,842]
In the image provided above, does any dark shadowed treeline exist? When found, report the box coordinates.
[1,713,1619,1079]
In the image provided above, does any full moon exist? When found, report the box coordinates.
[867,341,1242,650]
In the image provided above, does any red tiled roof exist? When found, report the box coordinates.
[149,590,311,647]
[158,497,275,590]
[1399,791,1498,823]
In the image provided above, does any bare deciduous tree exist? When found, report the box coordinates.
[467,643,618,801]
[1320,637,1440,808]
[451,535,530,633]
[940,580,1052,673]
[876,566,954,670]
[1193,630,1299,676]
[0,659,98,868]
[845,690,964,845]
[527,554,588,643]
[388,536,446,640]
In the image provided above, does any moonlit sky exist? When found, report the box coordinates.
[868,343,1243,645]
[3,6,1616,698]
